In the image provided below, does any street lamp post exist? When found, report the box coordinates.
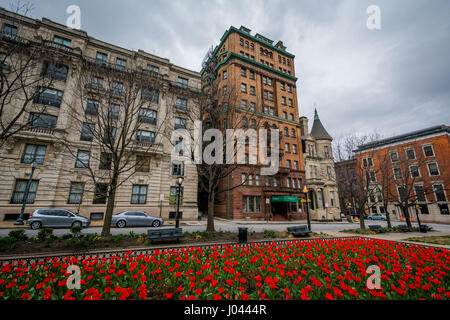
[302,186,312,231]
[15,161,37,226]
[175,176,184,229]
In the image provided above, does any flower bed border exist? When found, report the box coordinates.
[0,236,447,266]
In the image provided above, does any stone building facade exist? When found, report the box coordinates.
[0,8,200,223]
[299,110,341,221]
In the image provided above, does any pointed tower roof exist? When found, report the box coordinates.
[310,108,333,140]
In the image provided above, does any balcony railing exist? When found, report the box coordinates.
[33,96,62,108]
[138,116,157,124]
[174,104,189,112]
[169,80,201,93]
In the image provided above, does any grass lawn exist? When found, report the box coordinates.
[406,235,450,245]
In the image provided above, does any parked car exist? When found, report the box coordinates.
[367,213,387,221]
[349,213,368,219]
[111,211,163,228]
[26,209,90,230]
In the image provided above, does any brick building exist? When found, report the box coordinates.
[201,26,306,220]
[354,125,449,224]
[0,8,201,223]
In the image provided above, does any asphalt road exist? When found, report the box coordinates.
[1,219,449,238]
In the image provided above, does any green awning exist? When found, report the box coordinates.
[271,196,299,203]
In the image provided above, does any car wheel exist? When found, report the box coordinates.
[152,220,161,228]
[30,221,41,230]
[116,220,126,228]
[72,221,82,228]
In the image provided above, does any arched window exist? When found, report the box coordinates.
[291,129,296,137]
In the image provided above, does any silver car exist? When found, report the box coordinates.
[26,209,90,230]
[112,211,163,228]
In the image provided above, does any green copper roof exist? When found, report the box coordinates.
[310,109,332,140]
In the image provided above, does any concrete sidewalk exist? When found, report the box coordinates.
[323,231,450,249]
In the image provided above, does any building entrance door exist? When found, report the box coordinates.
[271,202,287,219]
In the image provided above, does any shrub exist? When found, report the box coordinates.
[0,237,18,252]
[70,225,83,236]
[8,229,28,241]
[37,228,54,242]
[264,230,277,238]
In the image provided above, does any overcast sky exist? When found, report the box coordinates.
[9,0,450,140]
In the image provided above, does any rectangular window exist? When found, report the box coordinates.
[269,92,273,101]
[34,88,63,107]
[136,130,155,143]
[241,100,247,108]
[434,184,446,202]
[288,99,293,107]
[96,52,107,64]
[68,182,84,204]
[136,155,151,172]
[249,71,255,79]
[273,178,278,187]
[241,68,246,77]
[283,111,287,119]
[42,62,68,81]
[53,35,71,47]
[147,64,159,73]
[93,183,108,204]
[142,88,159,102]
[90,76,103,90]
[406,148,416,160]
[10,179,38,204]
[2,24,18,39]
[174,117,187,129]
[249,102,256,112]
[398,186,407,202]
[241,173,246,185]
[250,86,255,95]
[28,113,57,129]
[248,174,253,186]
[427,162,440,176]
[80,123,95,141]
[423,145,434,157]
[286,160,291,169]
[285,143,290,153]
[177,77,189,88]
[85,99,99,116]
[414,185,426,202]
[241,83,247,92]
[111,81,123,95]
[172,161,184,176]
[169,186,183,205]
[223,71,227,79]
[139,108,157,124]
[99,152,112,170]
[280,83,285,91]
[75,150,90,168]
[294,161,298,170]
[293,144,297,154]
[108,104,120,120]
[131,185,148,204]
[410,165,420,178]
[330,191,335,207]
[287,85,292,92]
[390,152,399,162]
[115,57,127,70]
[255,175,260,186]
[21,144,46,164]
[282,97,286,105]
[393,167,402,180]
[242,196,261,213]
[286,178,291,188]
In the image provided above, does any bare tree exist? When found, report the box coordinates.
[178,52,267,232]
[0,10,62,151]
[61,59,172,237]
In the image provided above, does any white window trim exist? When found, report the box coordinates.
[393,167,403,180]
[426,161,440,177]
[432,183,447,202]
[409,165,421,178]
[422,144,435,158]
[389,151,399,163]
[404,147,416,160]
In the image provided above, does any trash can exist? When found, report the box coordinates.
[419,225,428,233]
[238,227,248,243]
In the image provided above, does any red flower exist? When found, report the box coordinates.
[225,279,234,286]
[325,292,334,300]
[241,293,249,300]
[166,293,173,299]
[21,293,31,300]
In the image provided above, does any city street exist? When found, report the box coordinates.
[1,219,449,238]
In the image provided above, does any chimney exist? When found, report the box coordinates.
[299,116,309,137]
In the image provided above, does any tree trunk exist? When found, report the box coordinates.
[101,174,118,237]
[359,210,366,230]
[385,211,392,229]
[401,206,413,230]
[206,190,215,232]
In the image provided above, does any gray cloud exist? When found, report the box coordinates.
[16,0,450,139]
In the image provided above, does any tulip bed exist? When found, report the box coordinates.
[0,237,449,300]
